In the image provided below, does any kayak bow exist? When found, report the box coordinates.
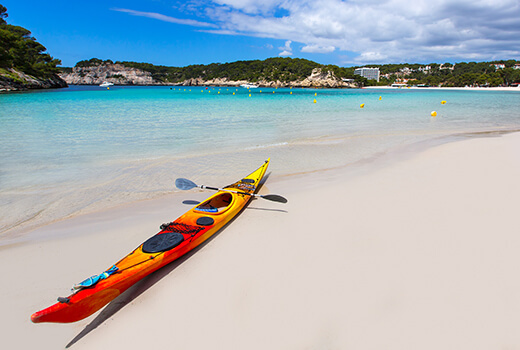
[31,159,270,323]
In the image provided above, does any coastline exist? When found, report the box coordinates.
[2,131,519,349]
[364,85,520,91]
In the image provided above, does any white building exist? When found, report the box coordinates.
[354,67,380,82]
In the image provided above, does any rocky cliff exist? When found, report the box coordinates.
[60,64,357,88]
[60,63,154,85]
[0,68,67,92]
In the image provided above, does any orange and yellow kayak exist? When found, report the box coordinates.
[31,159,270,323]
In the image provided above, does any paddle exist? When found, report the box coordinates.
[175,178,288,203]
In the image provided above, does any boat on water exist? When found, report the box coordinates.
[31,160,281,323]
[240,83,258,89]
[99,81,114,87]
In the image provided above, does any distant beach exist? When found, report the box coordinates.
[365,85,520,91]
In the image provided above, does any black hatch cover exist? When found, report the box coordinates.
[142,232,184,253]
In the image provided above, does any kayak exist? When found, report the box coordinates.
[31,159,270,323]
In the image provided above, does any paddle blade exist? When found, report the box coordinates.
[175,178,198,190]
[261,194,288,203]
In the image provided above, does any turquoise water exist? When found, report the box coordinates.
[1,85,519,239]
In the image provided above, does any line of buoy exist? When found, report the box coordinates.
[168,90,447,119]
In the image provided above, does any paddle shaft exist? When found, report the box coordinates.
[175,178,287,203]
[201,185,259,198]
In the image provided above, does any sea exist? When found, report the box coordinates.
[1,85,520,241]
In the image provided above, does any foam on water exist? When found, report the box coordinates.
[1,86,519,242]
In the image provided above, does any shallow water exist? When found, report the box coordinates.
[1,85,519,239]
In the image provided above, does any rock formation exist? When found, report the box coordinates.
[60,63,154,85]
[59,63,358,88]
[0,68,67,92]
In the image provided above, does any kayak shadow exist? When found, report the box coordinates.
[66,175,271,348]
[65,244,202,348]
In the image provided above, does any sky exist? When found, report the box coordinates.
[3,0,520,67]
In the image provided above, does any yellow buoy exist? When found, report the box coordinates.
[315,92,317,96]
[218,91,220,94]
[313,99,317,103]
[107,87,110,90]
[290,91,292,95]
[233,92,235,95]
[379,96,382,100]
[431,111,437,117]
[441,100,447,104]
[360,103,365,108]
[249,94,251,97]
[273,91,275,94]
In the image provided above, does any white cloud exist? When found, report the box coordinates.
[117,0,520,63]
[279,40,293,56]
[112,8,217,28]
[207,0,520,62]
[355,51,388,63]
[301,44,335,53]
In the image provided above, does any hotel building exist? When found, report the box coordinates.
[353,67,380,82]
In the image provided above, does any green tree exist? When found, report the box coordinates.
[0,5,61,77]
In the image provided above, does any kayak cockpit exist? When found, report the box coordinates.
[195,192,233,214]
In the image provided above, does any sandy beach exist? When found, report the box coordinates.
[2,131,520,349]
[364,86,520,91]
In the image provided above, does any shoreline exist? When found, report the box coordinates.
[5,84,520,93]
[3,126,519,247]
[2,130,519,349]
[364,85,520,91]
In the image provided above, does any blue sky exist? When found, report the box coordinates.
[3,0,520,67]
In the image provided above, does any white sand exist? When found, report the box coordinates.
[364,86,520,91]
[2,132,520,349]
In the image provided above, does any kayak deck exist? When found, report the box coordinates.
[31,159,270,323]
